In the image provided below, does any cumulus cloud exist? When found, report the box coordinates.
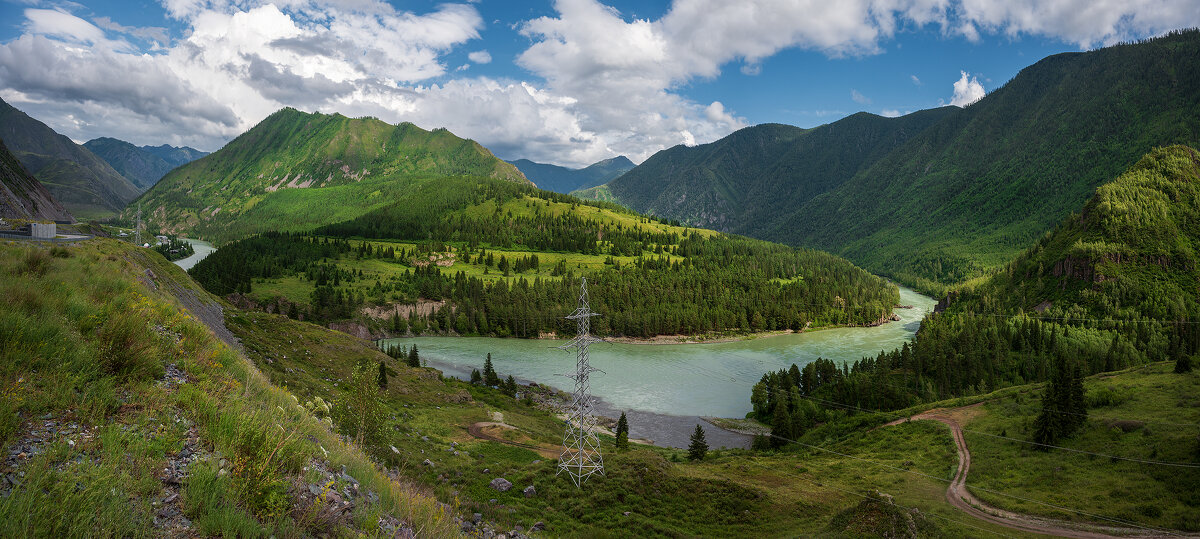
[1,0,1198,166]
[881,109,901,117]
[949,70,985,107]
[467,50,491,64]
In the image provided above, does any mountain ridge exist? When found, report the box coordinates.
[0,98,140,218]
[507,155,634,193]
[84,137,208,190]
[0,138,73,222]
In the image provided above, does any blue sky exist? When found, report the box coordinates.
[1,0,1196,167]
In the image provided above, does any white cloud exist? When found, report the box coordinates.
[881,109,901,117]
[2,0,1199,167]
[851,89,871,104]
[468,50,491,64]
[949,70,985,107]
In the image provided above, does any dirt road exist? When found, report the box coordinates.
[884,407,1176,538]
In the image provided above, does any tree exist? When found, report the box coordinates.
[407,344,420,368]
[503,375,517,397]
[483,353,500,387]
[334,361,386,447]
[615,412,629,450]
[470,368,483,385]
[687,424,708,461]
[1032,360,1087,448]
[377,360,388,390]
[1176,352,1193,374]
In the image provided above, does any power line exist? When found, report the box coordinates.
[960,429,1200,468]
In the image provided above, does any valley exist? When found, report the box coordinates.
[2,16,1200,539]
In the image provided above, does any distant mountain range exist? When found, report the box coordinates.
[507,155,634,194]
[0,138,72,222]
[583,30,1200,293]
[84,137,208,190]
[130,107,530,243]
[0,98,139,219]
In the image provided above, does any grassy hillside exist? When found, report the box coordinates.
[0,238,456,537]
[0,98,140,219]
[508,155,634,194]
[84,137,205,190]
[190,177,900,339]
[128,108,530,244]
[0,138,73,221]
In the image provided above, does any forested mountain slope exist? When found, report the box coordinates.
[128,108,529,244]
[604,110,953,232]
[509,155,634,193]
[782,30,1200,293]
[0,98,139,219]
[83,137,207,190]
[190,176,900,339]
[0,139,72,221]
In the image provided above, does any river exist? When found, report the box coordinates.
[173,238,216,271]
[380,286,936,448]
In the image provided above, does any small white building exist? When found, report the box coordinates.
[30,222,56,239]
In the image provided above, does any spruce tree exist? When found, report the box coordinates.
[1176,352,1193,374]
[483,353,500,387]
[771,398,793,449]
[687,424,708,461]
[470,368,483,385]
[616,412,629,450]
[503,375,517,397]
[377,360,388,390]
[407,344,420,368]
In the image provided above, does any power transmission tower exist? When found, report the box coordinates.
[557,277,605,487]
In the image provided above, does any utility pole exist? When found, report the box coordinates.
[557,277,605,487]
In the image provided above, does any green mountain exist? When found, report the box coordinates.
[192,176,900,339]
[0,138,72,221]
[601,111,952,230]
[0,98,140,219]
[140,143,208,168]
[129,107,529,244]
[508,155,634,193]
[83,137,207,190]
[595,30,1200,294]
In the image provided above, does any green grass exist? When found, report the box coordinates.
[962,362,1200,531]
[0,238,458,537]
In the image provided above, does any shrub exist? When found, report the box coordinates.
[95,313,163,381]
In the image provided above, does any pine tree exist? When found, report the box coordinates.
[616,412,629,450]
[470,368,483,385]
[503,375,517,396]
[771,398,793,449]
[407,344,420,368]
[687,424,708,461]
[483,353,500,387]
[1176,349,1193,373]
[377,360,388,390]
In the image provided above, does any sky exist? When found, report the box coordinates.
[0,0,1197,167]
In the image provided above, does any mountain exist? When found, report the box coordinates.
[508,155,635,193]
[596,30,1200,294]
[140,143,208,168]
[83,137,208,190]
[601,111,952,229]
[950,145,1200,321]
[0,98,140,219]
[130,107,529,244]
[0,138,72,221]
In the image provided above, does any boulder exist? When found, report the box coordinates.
[490,477,513,492]
[523,485,536,498]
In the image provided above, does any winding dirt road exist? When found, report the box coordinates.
[884,407,1180,538]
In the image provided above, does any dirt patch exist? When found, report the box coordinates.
[361,300,446,320]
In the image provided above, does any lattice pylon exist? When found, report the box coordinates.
[557,277,605,487]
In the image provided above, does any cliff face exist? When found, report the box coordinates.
[0,139,73,222]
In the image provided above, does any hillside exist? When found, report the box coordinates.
[190,177,901,339]
[129,108,530,244]
[0,98,140,219]
[83,137,207,190]
[508,155,634,193]
[602,110,953,231]
[767,146,1200,416]
[0,139,72,221]
[596,30,1200,294]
